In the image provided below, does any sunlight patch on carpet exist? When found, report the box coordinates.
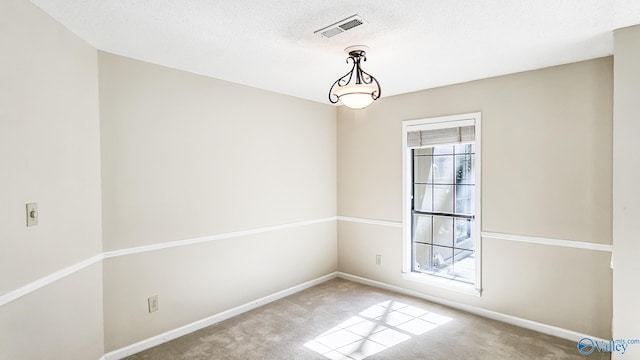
[304,300,452,359]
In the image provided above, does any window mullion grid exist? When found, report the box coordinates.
[412,146,474,281]
[430,152,435,272]
[411,149,416,272]
[452,146,457,277]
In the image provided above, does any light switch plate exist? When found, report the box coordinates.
[148,295,159,313]
[26,203,38,226]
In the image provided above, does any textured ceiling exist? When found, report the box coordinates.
[30,0,640,104]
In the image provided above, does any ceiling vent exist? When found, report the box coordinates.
[314,15,367,38]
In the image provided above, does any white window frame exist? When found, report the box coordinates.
[402,112,482,296]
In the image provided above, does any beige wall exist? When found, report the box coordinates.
[337,58,613,338]
[99,52,337,250]
[0,264,104,359]
[1,1,622,355]
[104,223,336,350]
[612,24,640,356]
[0,0,104,358]
[98,52,337,351]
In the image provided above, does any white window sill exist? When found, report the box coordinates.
[402,272,482,297]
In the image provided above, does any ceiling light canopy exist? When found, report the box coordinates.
[329,45,381,110]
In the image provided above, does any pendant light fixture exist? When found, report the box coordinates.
[328,45,381,109]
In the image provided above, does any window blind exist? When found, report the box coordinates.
[407,125,475,147]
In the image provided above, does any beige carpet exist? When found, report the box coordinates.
[126,278,608,359]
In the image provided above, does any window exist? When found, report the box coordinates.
[402,113,481,294]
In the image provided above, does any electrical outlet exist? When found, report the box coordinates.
[148,295,159,313]
[376,255,381,265]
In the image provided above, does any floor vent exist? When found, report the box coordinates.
[314,15,367,38]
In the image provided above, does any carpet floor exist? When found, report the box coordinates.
[126,278,608,359]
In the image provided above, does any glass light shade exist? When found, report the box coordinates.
[331,84,378,109]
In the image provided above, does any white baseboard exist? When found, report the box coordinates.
[337,272,607,344]
[103,272,338,360]
[103,270,606,360]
